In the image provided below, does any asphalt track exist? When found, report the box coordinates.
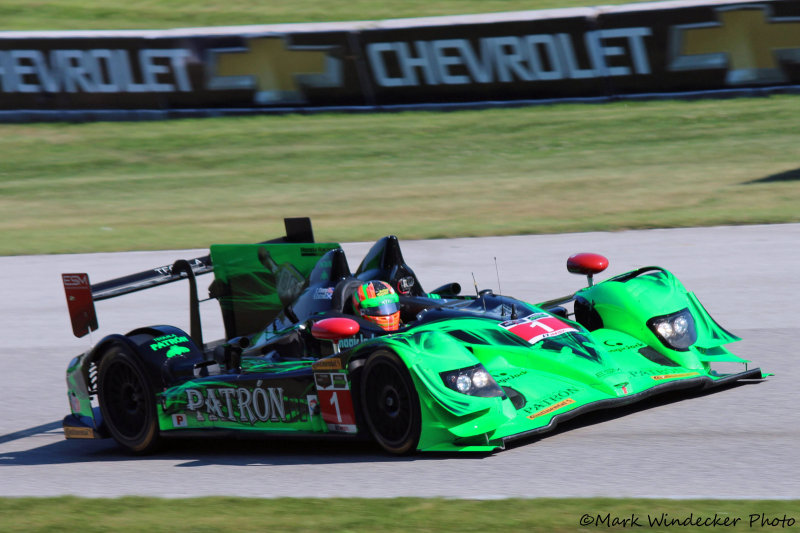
[1,224,798,499]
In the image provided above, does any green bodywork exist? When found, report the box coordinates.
[64,241,762,453]
[342,266,755,452]
[346,275,753,452]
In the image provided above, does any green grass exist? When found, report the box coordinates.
[0,497,798,532]
[1,96,799,255]
[3,0,660,30]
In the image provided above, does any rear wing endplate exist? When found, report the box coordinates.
[62,273,98,337]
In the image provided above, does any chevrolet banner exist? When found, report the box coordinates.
[0,0,797,116]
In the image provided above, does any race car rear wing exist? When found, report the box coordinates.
[62,217,315,340]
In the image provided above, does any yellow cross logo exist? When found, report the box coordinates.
[207,36,341,104]
[669,5,800,84]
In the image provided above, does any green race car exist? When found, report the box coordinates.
[62,218,765,454]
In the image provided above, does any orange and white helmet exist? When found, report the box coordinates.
[351,280,400,331]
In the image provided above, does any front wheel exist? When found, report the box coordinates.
[360,350,421,455]
[97,345,160,454]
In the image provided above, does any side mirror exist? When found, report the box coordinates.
[429,282,461,297]
[311,317,360,353]
[567,253,609,287]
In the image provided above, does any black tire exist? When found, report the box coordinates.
[97,346,160,454]
[360,350,421,455]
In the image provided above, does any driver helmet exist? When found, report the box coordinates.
[352,280,401,331]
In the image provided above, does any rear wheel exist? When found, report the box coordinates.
[360,350,421,455]
[97,346,160,454]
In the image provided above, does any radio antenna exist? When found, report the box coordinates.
[494,257,503,295]
[494,257,506,317]
[472,272,486,311]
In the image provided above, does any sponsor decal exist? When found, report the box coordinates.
[527,398,576,419]
[150,333,189,351]
[153,258,205,277]
[171,413,188,428]
[0,48,193,94]
[312,357,342,371]
[494,369,529,383]
[307,394,319,417]
[338,334,371,350]
[651,372,700,380]
[500,313,577,344]
[669,5,800,85]
[615,382,630,395]
[328,423,356,433]
[603,340,645,353]
[300,247,333,257]
[185,382,288,424]
[521,386,580,415]
[315,372,357,433]
[595,367,622,378]
[207,36,342,104]
[313,287,334,300]
[166,345,191,358]
[62,273,90,289]
[367,27,652,88]
[629,368,699,379]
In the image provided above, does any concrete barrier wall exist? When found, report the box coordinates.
[0,0,798,120]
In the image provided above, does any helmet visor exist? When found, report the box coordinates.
[359,298,400,317]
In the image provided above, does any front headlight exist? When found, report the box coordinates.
[647,309,697,351]
[440,364,505,397]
